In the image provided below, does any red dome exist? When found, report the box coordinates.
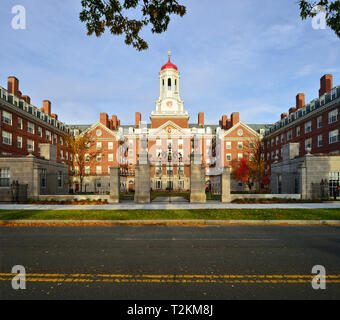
[161,58,178,71]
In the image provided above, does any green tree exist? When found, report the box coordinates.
[79,0,186,51]
[299,1,340,38]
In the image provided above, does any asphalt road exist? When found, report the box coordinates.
[0,226,340,300]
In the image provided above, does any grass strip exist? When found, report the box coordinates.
[0,209,340,221]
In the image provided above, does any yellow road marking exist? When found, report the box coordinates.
[1,277,340,284]
[1,273,339,278]
[0,273,339,284]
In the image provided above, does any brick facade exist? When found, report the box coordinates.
[264,75,340,163]
[0,77,72,167]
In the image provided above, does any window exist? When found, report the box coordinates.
[156,181,162,190]
[329,129,339,144]
[238,142,243,150]
[0,168,10,187]
[2,111,12,125]
[17,117,23,130]
[27,139,34,152]
[46,131,51,141]
[271,139,274,147]
[57,171,63,188]
[85,166,90,175]
[276,136,279,145]
[317,116,322,128]
[53,135,57,144]
[96,166,102,174]
[304,121,312,134]
[2,131,12,145]
[296,126,300,137]
[328,109,338,124]
[226,141,231,149]
[65,152,68,160]
[226,154,232,161]
[85,154,90,162]
[287,130,293,141]
[60,137,63,145]
[108,154,114,162]
[60,150,63,159]
[38,127,42,137]
[249,142,254,149]
[238,153,243,161]
[41,169,46,188]
[27,122,35,134]
[96,142,102,150]
[17,136,22,148]
[108,142,114,150]
[96,154,102,162]
[305,138,312,151]
[317,135,323,147]
[281,134,284,143]
[74,167,79,174]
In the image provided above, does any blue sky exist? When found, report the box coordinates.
[0,0,339,125]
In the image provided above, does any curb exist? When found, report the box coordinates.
[1,219,340,226]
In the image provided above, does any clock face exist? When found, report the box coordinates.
[161,99,178,111]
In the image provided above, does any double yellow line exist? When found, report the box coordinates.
[1,273,340,284]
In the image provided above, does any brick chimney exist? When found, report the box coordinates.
[231,112,240,127]
[7,76,19,96]
[281,113,288,119]
[117,119,120,126]
[289,107,296,115]
[112,115,118,130]
[296,93,305,109]
[135,112,141,128]
[22,95,31,104]
[51,113,58,120]
[41,100,51,115]
[319,74,333,97]
[222,115,228,129]
[198,112,204,127]
[100,112,109,128]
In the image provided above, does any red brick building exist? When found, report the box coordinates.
[0,76,72,167]
[264,74,340,162]
[71,53,262,192]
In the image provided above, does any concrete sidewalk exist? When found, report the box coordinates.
[1,201,340,210]
[1,219,340,226]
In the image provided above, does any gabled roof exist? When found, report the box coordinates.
[80,121,118,138]
[223,121,261,137]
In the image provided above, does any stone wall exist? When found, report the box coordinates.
[0,153,68,200]
[271,150,340,199]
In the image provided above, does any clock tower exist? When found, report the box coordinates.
[150,51,189,128]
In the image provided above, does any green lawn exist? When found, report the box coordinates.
[0,209,340,221]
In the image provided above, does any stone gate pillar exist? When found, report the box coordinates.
[221,166,231,203]
[109,166,120,203]
[134,153,151,203]
[190,154,206,203]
